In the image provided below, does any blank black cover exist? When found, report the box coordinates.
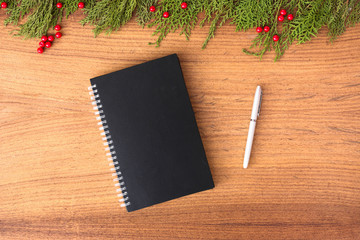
[90,54,214,212]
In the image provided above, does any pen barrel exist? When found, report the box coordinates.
[243,121,256,168]
[251,86,262,121]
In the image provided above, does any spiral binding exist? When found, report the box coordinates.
[88,84,130,208]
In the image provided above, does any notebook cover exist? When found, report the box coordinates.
[90,54,214,212]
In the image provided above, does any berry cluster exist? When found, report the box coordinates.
[256,9,294,42]
[56,2,85,9]
[37,25,62,54]
[149,2,188,18]
[1,1,7,8]
[278,9,293,22]
[36,2,85,54]
[256,26,270,33]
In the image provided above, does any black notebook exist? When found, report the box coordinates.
[88,54,214,212]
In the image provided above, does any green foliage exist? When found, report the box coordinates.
[4,0,38,27]
[242,0,360,61]
[135,0,157,27]
[232,0,274,31]
[80,0,136,37]
[148,0,204,47]
[347,0,360,27]
[200,0,235,48]
[242,0,282,60]
[2,0,360,60]
[4,0,95,38]
[62,0,96,18]
[15,1,61,38]
[327,0,360,41]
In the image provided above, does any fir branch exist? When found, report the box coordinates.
[327,0,349,42]
[347,0,360,26]
[4,0,95,36]
[4,0,39,26]
[242,0,283,61]
[231,0,274,31]
[294,0,330,44]
[200,0,235,49]
[62,0,96,19]
[136,0,157,27]
[148,0,203,47]
[273,0,299,61]
[346,0,360,27]
[80,0,137,37]
[15,1,62,38]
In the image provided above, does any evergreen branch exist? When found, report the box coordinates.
[272,0,299,61]
[15,1,61,38]
[327,0,349,42]
[148,0,203,47]
[201,0,235,49]
[346,0,360,26]
[4,0,39,26]
[62,0,96,19]
[136,0,157,27]
[80,0,136,37]
[242,0,283,61]
[231,0,274,31]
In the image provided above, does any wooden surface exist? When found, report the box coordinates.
[1,11,360,239]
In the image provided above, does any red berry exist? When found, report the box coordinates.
[54,25,61,31]
[256,27,263,33]
[48,35,55,42]
[45,41,52,48]
[56,2,62,8]
[181,2,187,9]
[55,32,62,38]
[163,12,169,18]
[287,14,294,21]
[280,9,287,15]
[78,2,84,8]
[273,35,279,42]
[41,36,48,42]
[149,6,155,12]
[1,2,7,8]
[278,15,284,22]
[264,26,270,32]
[39,41,45,47]
[37,47,44,54]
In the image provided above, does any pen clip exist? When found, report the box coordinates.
[257,91,262,117]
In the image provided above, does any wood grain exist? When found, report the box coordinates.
[1,11,359,240]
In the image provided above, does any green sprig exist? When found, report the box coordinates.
[81,0,136,37]
[148,0,203,47]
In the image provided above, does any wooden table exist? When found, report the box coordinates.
[1,12,359,239]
